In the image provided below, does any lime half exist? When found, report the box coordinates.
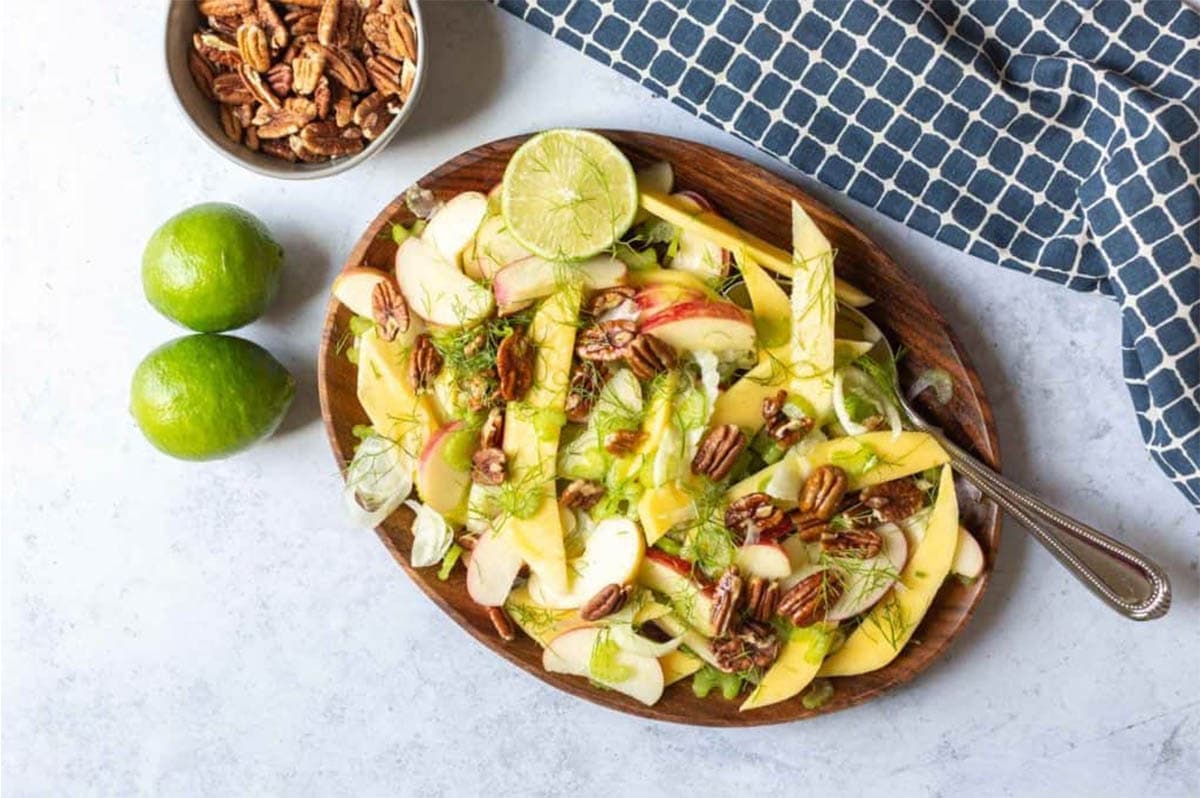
[501,129,638,260]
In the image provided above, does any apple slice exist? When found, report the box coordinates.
[526,517,645,609]
[669,192,730,281]
[633,282,708,319]
[636,161,674,195]
[422,191,489,266]
[826,523,909,621]
[415,421,475,522]
[492,255,628,315]
[466,527,525,607]
[463,213,531,281]
[951,526,984,579]
[637,549,717,636]
[332,267,392,318]
[735,543,792,579]
[543,626,665,706]
[395,236,494,328]
[641,299,757,353]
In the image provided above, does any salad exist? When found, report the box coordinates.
[330,129,985,711]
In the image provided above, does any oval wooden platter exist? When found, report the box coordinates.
[317,131,1001,726]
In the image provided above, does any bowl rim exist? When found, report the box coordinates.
[163,0,428,180]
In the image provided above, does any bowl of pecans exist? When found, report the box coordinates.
[166,0,425,179]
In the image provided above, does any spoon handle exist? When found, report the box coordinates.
[929,432,1171,620]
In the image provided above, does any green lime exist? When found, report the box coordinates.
[142,203,284,332]
[130,334,295,461]
[501,129,638,260]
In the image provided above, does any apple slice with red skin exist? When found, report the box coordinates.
[492,255,628,316]
[415,421,474,519]
[423,191,489,266]
[332,267,393,318]
[395,236,494,328]
[638,549,717,636]
[466,527,525,607]
[633,283,709,319]
[735,543,792,579]
[640,299,757,353]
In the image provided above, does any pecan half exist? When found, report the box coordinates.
[207,15,242,37]
[480,407,505,450]
[691,424,747,482]
[188,50,217,101]
[352,91,397,139]
[710,566,744,637]
[239,64,282,109]
[266,62,293,97]
[297,120,364,156]
[860,478,926,523]
[777,570,844,627]
[580,583,632,621]
[487,606,516,642]
[724,493,792,544]
[398,58,417,100]
[259,138,297,161]
[576,320,637,362]
[366,53,405,96]
[285,9,319,36]
[496,328,535,402]
[560,479,605,510]
[289,134,324,162]
[237,23,272,72]
[370,278,409,341]
[314,75,333,118]
[219,104,244,143]
[321,45,370,92]
[409,333,442,393]
[761,389,813,448]
[744,576,780,623]
[471,447,506,486]
[395,10,418,61]
[604,429,645,456]
[791,510,831,542]
[317,0,341,46]
[712,620,780,673]
[564,362,606,423]
[212,72,255,105]
[798,465,848,521]
[292,43,326,94]
[585,286,636,317]
[252,97,316,138]
[244,124,261,151]
[194,31,243,69]
[257,0,290,50]
[626,334,677,381]
[821,528,884,559]
[197,0,252,15]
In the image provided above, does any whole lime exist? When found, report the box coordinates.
[130,334,295,460]
[142,203,284,332]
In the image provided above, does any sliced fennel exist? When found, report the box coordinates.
[833,366,902,438]
[405,500,454,567]
[343,434,414,527]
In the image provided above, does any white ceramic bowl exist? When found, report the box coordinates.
[164,1,427,180]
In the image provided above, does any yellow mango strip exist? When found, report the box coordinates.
[661,649,704,686]
[639,189,872,307]
[819,463,959,677]
[356,329,440,452]
[740,623,836,710]
[500,288,582,593]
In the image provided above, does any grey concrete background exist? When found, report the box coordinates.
[3,2,1196,795]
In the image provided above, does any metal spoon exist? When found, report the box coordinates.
[839,304,1171,620]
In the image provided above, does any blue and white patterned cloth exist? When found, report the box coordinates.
[497,0,1200,507]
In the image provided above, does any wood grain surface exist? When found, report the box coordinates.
[317,131,1001,726]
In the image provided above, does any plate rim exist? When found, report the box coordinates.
[317,129,1002,726]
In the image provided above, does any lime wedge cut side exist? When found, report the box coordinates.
[501,129,638,261]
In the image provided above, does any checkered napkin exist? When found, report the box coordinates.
[496,0,1200,507]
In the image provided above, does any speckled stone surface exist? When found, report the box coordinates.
[2,2,1197,796]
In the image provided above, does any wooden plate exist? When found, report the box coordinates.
[318,131,1001,726]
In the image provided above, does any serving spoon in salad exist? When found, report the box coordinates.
[840,303,1171,621]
